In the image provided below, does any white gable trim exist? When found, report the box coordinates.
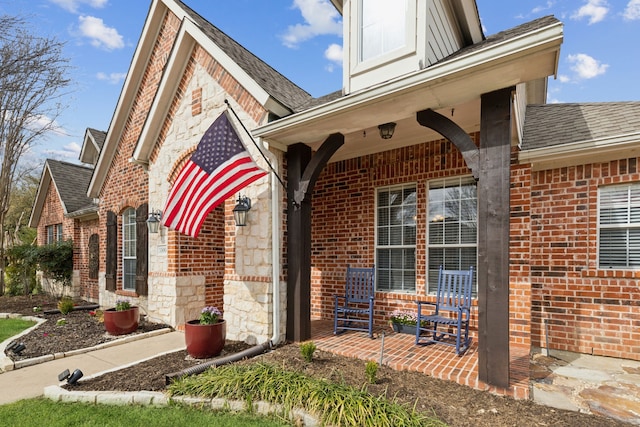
[131,15,284,164]
[29,163,61,228]
[87,0,165,198]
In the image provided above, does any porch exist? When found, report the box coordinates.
[308,319,530,399]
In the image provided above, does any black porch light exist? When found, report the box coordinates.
[58,368,84,385]
[146,210,162,234]
[232,195,252,226]
[378,122,396,139]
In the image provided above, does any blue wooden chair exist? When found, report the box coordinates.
[334,265,375,338]
[415,266,474,356]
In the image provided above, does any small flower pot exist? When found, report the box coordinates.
[104,307,140,335]
[185,319,226,359]
[391,322,416,335]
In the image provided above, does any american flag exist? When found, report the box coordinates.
[162,111,267,237]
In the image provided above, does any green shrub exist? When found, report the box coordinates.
[5,242,38,295]
[365,361,378,384]
[57,297,74,315]
[35,240,74,287]
[169,363,442,427]
[300,341,316,362]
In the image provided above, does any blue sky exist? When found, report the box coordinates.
[1,0,638,166]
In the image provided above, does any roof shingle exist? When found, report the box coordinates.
[46,160,96,214]
[522,102,640,150]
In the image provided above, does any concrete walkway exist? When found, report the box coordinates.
[0,330,185,405]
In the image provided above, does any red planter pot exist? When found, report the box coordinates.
[184,319,226,359]
[104,307,140,335]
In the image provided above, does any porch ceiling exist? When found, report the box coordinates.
[254,21,562,163]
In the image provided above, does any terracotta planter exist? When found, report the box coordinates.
[391,322,416,335]
[104,307,139,335]
[185,319,226,359]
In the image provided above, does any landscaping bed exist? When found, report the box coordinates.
[1,294,628,426]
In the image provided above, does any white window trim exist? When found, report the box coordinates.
[426,175,478,295]
[375,183,417,293]
[350,0,417,77]
[597,183,640,269]
[122,208,136,291]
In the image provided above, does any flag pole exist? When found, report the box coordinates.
[224,99,286,190]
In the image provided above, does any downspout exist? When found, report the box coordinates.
[265,146,282,348]
[165,141,282,383]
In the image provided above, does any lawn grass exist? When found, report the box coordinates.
[0,317,36,342]
[0,398,290,427]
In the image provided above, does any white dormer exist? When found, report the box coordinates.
[341,0,483,94]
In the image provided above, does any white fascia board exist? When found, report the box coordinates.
[131,19,194,164]
[519,133,640,170]
[28,165,52,228]
[79,128,96,164]
[456,0,484,43]
[88,0,163,197]
[254,20,562,139]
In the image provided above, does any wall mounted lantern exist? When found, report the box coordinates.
[233,195,252,226]
[146,210,162,234]
[378,122,396,139]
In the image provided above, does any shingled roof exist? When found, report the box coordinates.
[46,160,96,214]
[522,102,640,150]
[86,128,107,150]
[178,0,314,114]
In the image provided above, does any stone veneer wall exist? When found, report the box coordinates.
[147,59,283,344]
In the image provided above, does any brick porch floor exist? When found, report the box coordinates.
[309,319,530,399]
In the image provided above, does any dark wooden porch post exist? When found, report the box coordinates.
[477,87,513,388]
[287,135,344,342]
[417,89,512,388]
[287,143,312,342]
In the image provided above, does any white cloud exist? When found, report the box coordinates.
[281,0,342,48]
[572,0,609,24]
[532,1,555,14]
[624,0,640,20]
[324,43,342,64]
[42,142,82,160]
[567,53,609,79]
[49,0,108,14]
[78,15,124,50]
[558,74,570,83]
[96,71,126,84]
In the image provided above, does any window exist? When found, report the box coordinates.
[359,0,408,62]
[88,234,99,280]
[122,208,136,291]
[376,184,416,292]
[46,224,63,244]
[598,183,640,268]
[427,177,477,294]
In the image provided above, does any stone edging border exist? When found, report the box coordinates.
[44,385,321,427]
[0,311,173,372]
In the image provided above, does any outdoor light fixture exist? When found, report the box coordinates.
[232,195,251,226]
[58,368,84,385]
[378,122,396,139]
[7,341,25,355]
[146,210,162,234]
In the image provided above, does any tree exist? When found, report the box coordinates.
[0,15,71,294]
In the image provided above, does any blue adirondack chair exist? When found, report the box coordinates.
[415,266,474,356]
[333,265,375,338]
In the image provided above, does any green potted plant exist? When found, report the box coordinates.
[184,306,226,359]
[103,299,139,335]
[389,310,420,334]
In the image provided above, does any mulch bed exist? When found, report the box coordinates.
[1,294,630,426]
